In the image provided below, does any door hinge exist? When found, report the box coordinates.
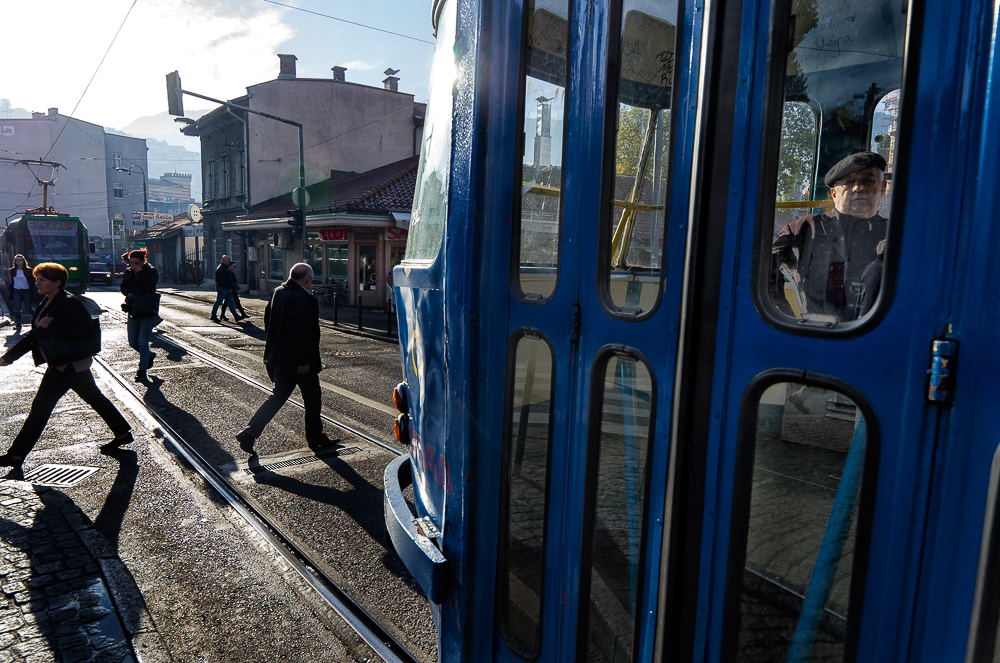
[927,339,958,403]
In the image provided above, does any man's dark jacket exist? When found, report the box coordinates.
[2,291,96,366]
[215,262,230,288]
[262,279,321,375]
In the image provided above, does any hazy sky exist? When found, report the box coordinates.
[1,0,436,133]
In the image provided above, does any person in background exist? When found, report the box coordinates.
[210,255,238,323]
[220,261,249,322]
[120,249,159,381]
[0,263,132,477]
[235,263,337,455]
[8,254,34,334]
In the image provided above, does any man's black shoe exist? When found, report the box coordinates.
[307,435,341,451]
[101,431,134,453]
[236,431,257,455]
[220,315,230,322]
[210,316,220,323]
[135,369,147,382]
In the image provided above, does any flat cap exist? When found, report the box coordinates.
[824,151,887,187]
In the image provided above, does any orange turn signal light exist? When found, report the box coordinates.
[392,382,409,414]
[394,414,410,444]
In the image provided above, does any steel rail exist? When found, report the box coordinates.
[92,354,419,663]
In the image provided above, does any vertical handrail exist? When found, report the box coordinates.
[787,416,867,662]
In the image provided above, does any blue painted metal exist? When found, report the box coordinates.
[787,417,867,662]
[383,454,454,604]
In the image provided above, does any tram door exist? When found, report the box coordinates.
[492,0,690,661]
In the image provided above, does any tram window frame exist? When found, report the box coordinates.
[720,369,880,662]
[750,0,918,338]
[508,0,574,305]
[594,0,684,321]
[496,328,557,660]
[965,443,1000,661]
[576,345,657,661]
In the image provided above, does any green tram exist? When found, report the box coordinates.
[1,212,90,295]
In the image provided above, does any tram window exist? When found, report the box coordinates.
[733,382,870,661]
[511,0,571,303]
[762,0,907,329]
[579,351,654,661]
[498,332,555,657]
[601,2,679,317]
[405,0,457,261]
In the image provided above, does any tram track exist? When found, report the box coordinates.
[91,352,417,663]
[101,307,402,454]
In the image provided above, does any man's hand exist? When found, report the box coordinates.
[296,364,310,374]
[35,315,54,329]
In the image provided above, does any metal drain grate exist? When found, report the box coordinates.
[23,464,99,487]
[243,447,361,475]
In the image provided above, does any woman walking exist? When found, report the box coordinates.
[8,254,35,333]
[0,263,132,477]
[120,249,160,380]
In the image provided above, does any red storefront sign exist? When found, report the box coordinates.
[387,228,409,240]
[320,228,348,241]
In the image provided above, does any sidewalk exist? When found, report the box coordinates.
[0,297,168,663]
[155,281,399,341]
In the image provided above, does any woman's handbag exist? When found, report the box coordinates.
[131,293,161,318]
[36,317,101,366]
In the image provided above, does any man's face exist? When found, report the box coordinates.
[830,167,887,218]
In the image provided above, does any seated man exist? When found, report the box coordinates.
[772,151,889,323]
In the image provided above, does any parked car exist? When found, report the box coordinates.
[89,262,113,286]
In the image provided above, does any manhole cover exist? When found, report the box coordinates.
[243,447,362,475]
[23,464,99,487]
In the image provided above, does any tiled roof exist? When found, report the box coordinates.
[242,155,418,221]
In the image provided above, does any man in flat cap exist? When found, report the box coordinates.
[772,151,889,322]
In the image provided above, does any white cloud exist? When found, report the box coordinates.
[0,0,294,130]
[341,60,378,72]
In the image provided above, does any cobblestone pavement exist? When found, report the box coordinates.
[0,480,163,663]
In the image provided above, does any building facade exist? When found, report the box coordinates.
[148,173,194,216]
[0,108,147,248]
[181,54,424,289]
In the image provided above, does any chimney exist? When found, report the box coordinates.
[332,66,347,82]
[31,112,45,119]
[277,54,297,80]
[47,107,58,117]
[383,68,400,92]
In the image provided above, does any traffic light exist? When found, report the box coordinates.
[166,71,184,117]
[287,208,305,234]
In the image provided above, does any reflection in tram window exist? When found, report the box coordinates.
[498,334,554,657]
[764,0,907,327]
[513,0,571,302]
[737,383,867,661]
[604,1,678,316]
[581,354,654,661]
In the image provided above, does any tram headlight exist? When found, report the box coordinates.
[392,382,409,414]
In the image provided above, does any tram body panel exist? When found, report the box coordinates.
[386,0,1000,659]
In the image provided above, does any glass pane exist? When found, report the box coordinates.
[325,244,348,284]
[406,0,457,261]
[499,335,554,656]
[388,245,406,287]
[582,354,653,661]
[767,0,906,326]
[307,242,323,281]
[870,90,899,219]
[515,0,570,302]
[358,245,377,293]
[268,243,283,280]
[737,383,867,661]
[606,2,678,315]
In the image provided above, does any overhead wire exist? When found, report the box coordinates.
[262,0,434,45]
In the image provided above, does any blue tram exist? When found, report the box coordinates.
[1,213,91,295]
[384,0,1000,660]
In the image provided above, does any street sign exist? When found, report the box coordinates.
[182,225,204,237]
[187,204,203,222]
[141,212,174,222]
[100,253,113,261]
[136,241,146,248]
[126,212,145,231]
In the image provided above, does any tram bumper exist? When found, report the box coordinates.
[384,453,454,604]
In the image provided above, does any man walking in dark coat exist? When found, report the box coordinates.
[236,263,337,454]
[210,255,238,323]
